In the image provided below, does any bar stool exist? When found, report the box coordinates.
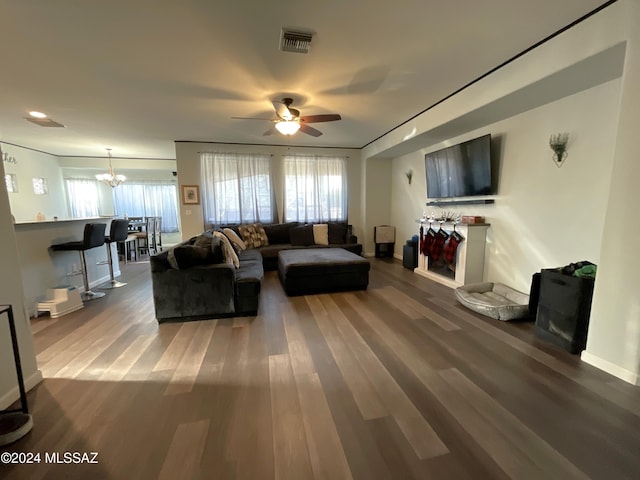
[51,223,107,301]
[100,219,129,289]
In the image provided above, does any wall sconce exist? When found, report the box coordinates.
[549,133,569,167]
[405,169,413,185]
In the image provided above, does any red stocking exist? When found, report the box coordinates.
[423,227,437,256]
[430,228,449,260]
[444,230,464,266]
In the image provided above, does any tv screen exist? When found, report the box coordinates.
[425,134,492,199]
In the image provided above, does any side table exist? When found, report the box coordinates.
[0,304,33,446]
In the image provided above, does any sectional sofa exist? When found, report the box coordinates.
[150,222,362,322]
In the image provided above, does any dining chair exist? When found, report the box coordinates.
[134,217,156,257]
[127,216,144,233]
[154,216,163,252]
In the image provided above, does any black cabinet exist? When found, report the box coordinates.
[534,270,595,354]
[374,225,395,258]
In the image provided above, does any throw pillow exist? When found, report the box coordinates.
[223,228,247,252]
[193,232,215,249]
[312,224,329,245]
[238,223,270,249]
[327,222,348,244]
[263,222,298,245]
[214,231,240,268]
[210,235,224,264]
[167,245,215,269]
[167,249,179,269]
[290,225,315,246]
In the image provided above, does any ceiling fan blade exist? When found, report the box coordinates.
[272,100,293,120]
[263,125,278,136]
[299,124,323,137]
[232,116,276,121]
[300,114,342,123]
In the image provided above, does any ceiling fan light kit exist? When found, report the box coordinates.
[275,120,300,135]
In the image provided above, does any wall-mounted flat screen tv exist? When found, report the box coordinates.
[425,134,493,199]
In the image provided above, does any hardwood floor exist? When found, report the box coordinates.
[2,257,639,479]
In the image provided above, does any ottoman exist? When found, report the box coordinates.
[278,248,370,296]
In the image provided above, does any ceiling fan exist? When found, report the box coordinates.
[233,97,341,137]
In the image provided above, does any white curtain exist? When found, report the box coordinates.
[113,184,145,218]
[113,182,180,232]
[65,178,100,218]
[200,152,276,226]
[284,155,347,222]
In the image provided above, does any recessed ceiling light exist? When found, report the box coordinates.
[28,111,47,118]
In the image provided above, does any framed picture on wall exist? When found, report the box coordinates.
[181,185,200,205]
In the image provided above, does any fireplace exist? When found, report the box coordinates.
[427,257,455,280]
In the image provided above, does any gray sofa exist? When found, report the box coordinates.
[150,237,263,322]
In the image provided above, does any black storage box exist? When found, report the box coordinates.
[534,269,595,354]
[529,272,541,316]
[402,238,418,269]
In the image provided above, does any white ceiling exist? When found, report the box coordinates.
[0,1,610,159]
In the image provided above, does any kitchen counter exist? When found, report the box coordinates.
[13,217,120,317]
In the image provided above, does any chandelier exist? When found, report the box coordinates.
[275,120,301,135]
[95,148,126,187]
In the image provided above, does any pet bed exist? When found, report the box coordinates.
[455,282,530,321]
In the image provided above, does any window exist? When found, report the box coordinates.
[113,183,180,232]
[5,173,17,193]
[32,177,48,195]
[65,179,100,218]
[200,152,276,226]
[284,155,347,222]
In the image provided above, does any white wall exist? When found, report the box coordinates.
[174,142,362,240]
[0,156,41,409]
[362,157,392,255]
[583,0,640,385]
[390,78,621,292]
[2,143,68,222]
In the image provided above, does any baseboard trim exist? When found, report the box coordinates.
[581,351,640,385]
[89,273,117,290]
[0,370,43,410]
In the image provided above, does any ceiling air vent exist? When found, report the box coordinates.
[25,117,65,128]
[280,29,313,54]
